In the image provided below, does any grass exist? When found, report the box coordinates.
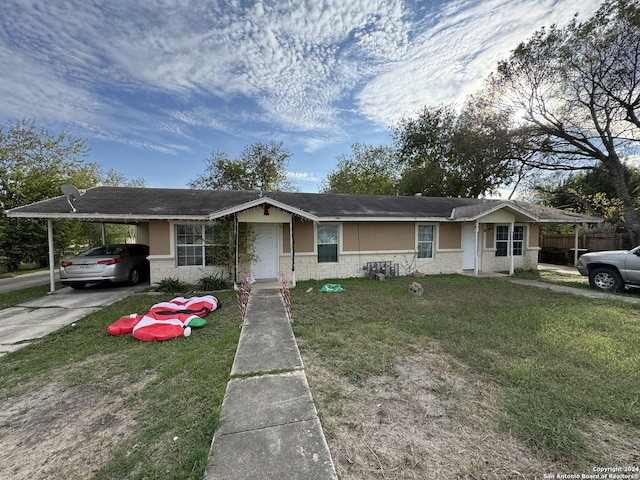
[0,289,240,480]
[291,275,640,467]
[0,283,62,309]
[0,262,46,278]
[513,267,591,289]
[2,274,638,476]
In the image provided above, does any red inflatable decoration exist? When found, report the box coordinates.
[107,295,219,341]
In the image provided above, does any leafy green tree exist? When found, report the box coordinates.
[320,143,398,195]
[189,140,297,192]
[482,0,640,244]
[392,104,517,197]
[534,164,640,232]
[0,120,145,271]
[0,120,99,271]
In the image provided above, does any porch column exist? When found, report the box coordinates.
[474,220,479,277]
[290,216,296,287]
[573,224,580,266]
[509,221,515,275]
[101,223,106,245]
[47,220,55,293]
[233,214,239,289]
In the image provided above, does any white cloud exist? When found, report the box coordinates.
[356,0,604,125]
[286,171,320,182]
[0,1,410,133]
[0,0,606,159]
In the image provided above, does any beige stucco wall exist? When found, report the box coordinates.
[485,225,495,249]
[283,223,290,253]
[439,223,461,250]
[149,220,170,255]
[529,223,539,248]
[134,223,150,246]
[293,219,315,253]
[146,217,542,285]
[481,211,516,224]
[343,222,414,251]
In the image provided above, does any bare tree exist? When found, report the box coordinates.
[483,0,640,244]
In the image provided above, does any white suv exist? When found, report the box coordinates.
[577,246,640,292]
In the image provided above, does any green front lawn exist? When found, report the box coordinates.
[1,275,637,478]
[0,290,241,480]
[292,275,640,471]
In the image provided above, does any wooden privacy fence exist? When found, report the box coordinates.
[540,233,631,252]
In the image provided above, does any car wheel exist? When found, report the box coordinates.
[589,267,623,292]
[128,268,140,286]
[70,283,86,290]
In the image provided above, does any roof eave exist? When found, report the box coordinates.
[5,212,211,222]
[456,202,540,222]
[536,217,604,224]
[319,216,447,222]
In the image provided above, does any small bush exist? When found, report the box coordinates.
[196,273,230,291]
[156,277,188,294]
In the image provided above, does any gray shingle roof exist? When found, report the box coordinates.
[5,186,600,224]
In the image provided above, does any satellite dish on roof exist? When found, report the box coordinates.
[60,184,85,212]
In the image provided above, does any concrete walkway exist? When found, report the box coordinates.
[204,288,338,480]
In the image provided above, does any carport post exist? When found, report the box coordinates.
[233,214,239,289]
[290,216,296,287]
[474,221,479,276]
[509,221,515,275]
[573,224,580,266]
[47,220,56,293]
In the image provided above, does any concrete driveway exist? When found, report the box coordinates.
[0,282,147,357]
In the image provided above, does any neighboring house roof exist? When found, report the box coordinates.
[5,186,601,224]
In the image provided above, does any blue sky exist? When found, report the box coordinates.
[1,0,603,193]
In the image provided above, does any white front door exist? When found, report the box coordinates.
[252,224,279,279]
[462,223,477,270]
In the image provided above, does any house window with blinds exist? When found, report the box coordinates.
[417,225,434,259]
[317,225,338,263]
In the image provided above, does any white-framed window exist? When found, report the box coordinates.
[495,225,525,257]
[176,223,230,266]
[317,225,338,263]
[417,224,435,259]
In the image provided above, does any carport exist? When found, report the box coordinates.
[6,204,150,293]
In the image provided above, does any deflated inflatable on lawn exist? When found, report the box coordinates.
[107,295,220,341]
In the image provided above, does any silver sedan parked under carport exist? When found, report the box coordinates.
[59,244,149,289]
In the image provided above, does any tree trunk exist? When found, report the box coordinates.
[604,155,640,246]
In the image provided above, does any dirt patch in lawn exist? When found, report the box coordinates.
[0,355,150,480]
[304,342,583,479]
